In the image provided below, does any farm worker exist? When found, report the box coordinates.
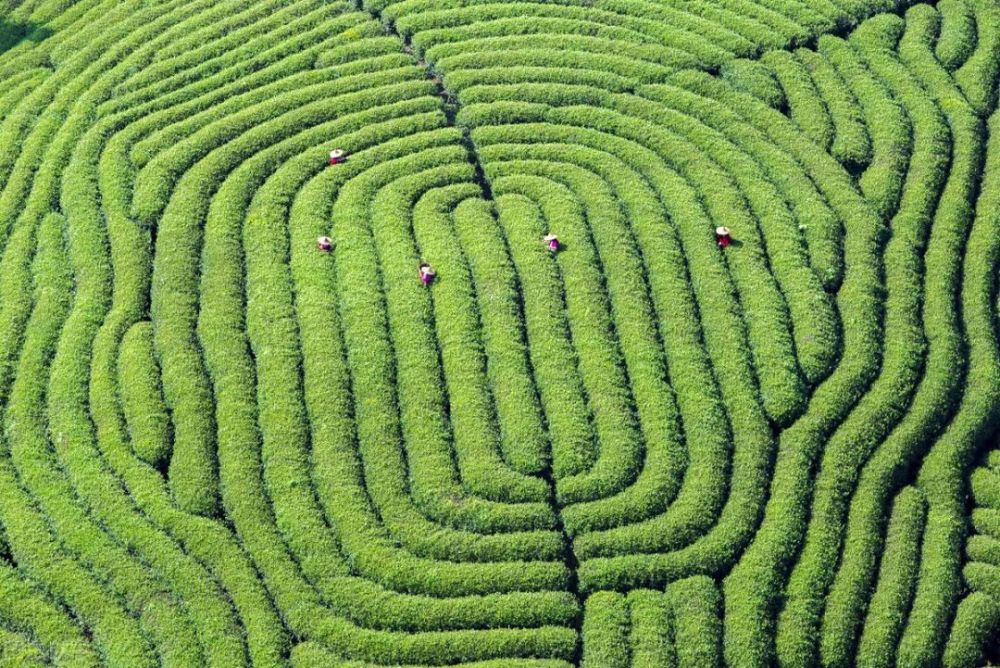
[543,233,560,252]
[329,149,347,165]
[419,262,436,285]
[715,226,732,248]
[317,236,333,252]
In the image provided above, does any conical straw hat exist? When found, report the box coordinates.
[715,226,730,236]
[330,149,345,158]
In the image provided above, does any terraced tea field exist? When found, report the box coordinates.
[2,0,1000,665]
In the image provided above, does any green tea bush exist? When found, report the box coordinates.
[935,0,976,70]
[581,591,628,668]
[627,589,675,667]
[795,46,872,168]
[721,58,786,108]
[762,50,835,150]
[670,576,723,668]
[3,0,1000,665]
[118,321,172,467]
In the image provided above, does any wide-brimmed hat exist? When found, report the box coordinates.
[330,149,345,158]
[543,234,558,242]
[715,226,730,236]
[317,236,332,245]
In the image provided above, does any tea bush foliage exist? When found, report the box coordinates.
[0,0,999,665]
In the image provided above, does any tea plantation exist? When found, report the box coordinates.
[0,0,999,665]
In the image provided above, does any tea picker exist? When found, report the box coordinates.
[715,226,732,248]
[329,149,347,165]
[419,262,436,286]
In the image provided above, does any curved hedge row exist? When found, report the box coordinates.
[2,0,1000,665]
